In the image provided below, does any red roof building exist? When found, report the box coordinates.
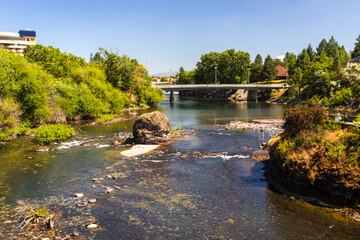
[275,65,289,78]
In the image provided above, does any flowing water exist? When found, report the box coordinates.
[1,96,360,239]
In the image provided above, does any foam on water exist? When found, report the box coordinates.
[57,140,82,149]
[204,152,249,161]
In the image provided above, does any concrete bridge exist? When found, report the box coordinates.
[153,84,289,103]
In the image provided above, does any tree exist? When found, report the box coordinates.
[249,54,263,83]
[262,55,277,83]
[284,52,297,77]
[326,36,339,59]
[297,49,311,71]
[352,34,360,59]
[23,45,86,78]
[178,67,185,83]
[306,44,315,62]
[290,67,304,98]
[177,67,195,84]
[254,54,263,65]
[316,38,328,55]
[194,49,250,84]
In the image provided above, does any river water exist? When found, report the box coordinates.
[1,96,360,239]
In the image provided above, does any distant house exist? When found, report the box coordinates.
[348,56,360,67]
[275,65,289,79]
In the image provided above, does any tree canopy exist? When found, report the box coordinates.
[352,34,360,59]
[194,49,250,84]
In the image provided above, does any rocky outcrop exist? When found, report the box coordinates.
[127,111,171,144]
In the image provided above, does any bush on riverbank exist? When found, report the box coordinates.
[269,105,360,200]
[34,124,74,143]
[0,45,163,141]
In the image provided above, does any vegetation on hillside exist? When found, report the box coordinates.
[0,45,164,142]
[269,105,360,200]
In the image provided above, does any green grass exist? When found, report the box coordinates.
[34,124,74,144]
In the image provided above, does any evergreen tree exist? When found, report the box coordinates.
[89,53,94,63]
[262,55,277,83]
[284,52,297,77]
[316,38,328,55]
[352,34,360,59]
[306,44,315,62]
[178,67,185,83]
[326,36,340,59]
[254,54,263,65]
[297,49,311,71]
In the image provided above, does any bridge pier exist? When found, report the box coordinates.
[247,90,258,102]
[169,91,175,103]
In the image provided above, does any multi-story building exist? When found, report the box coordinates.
[0,29,36,54]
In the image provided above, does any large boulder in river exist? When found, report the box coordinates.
[131,111,171,144]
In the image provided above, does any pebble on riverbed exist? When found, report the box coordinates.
[77,202,88,207]
[91,177,104,182]
[86,223,98,229]
[74,193,84,198]
[89,199,97,203]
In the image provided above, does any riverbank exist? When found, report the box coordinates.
[265,105,360,221]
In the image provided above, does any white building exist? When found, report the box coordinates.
[0,29,36,54]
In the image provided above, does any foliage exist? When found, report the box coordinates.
[0,48,55,124]
[30,207,50,218]
[341,65,360,85]
[297,49,311,71]
[351,34,360,59]
[283,105,327,136]
[250,54,264,83]
[273,106,360,193]
[0,97,21,130]
[91,48,163,105]
[329,88,352,106]
[34,124,74,143]
[96,113,118,122]
[284,52,297,77]
[262,55,277,82]
[194,49,250,84]
[177,67,195,84]
[24,45,86,78]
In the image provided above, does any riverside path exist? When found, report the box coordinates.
[153,84,289,103]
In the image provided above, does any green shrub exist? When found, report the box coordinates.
[283,105,327,136]
[0,97,21,130]
[329,88,352,106]
[322,120,342,131]
[34,124,74,143]
[96,113,118,122]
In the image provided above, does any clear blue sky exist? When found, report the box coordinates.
[2,0,360,74]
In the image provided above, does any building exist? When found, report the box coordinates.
[0,29,36,54]
[275,55,285,62]
[275,65,289,79]
[347,56,360,67]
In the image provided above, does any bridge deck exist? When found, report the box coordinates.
[154,84,289,91]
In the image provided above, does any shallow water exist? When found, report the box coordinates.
[1,97,360,239]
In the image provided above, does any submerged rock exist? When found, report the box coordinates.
[251,150,270,161]
[121,144,160,157]
[36,147,50,152]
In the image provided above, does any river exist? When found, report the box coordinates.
[0,96,360,239]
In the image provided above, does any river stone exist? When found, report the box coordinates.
[251,150,270,161]
[132,111,171,144]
